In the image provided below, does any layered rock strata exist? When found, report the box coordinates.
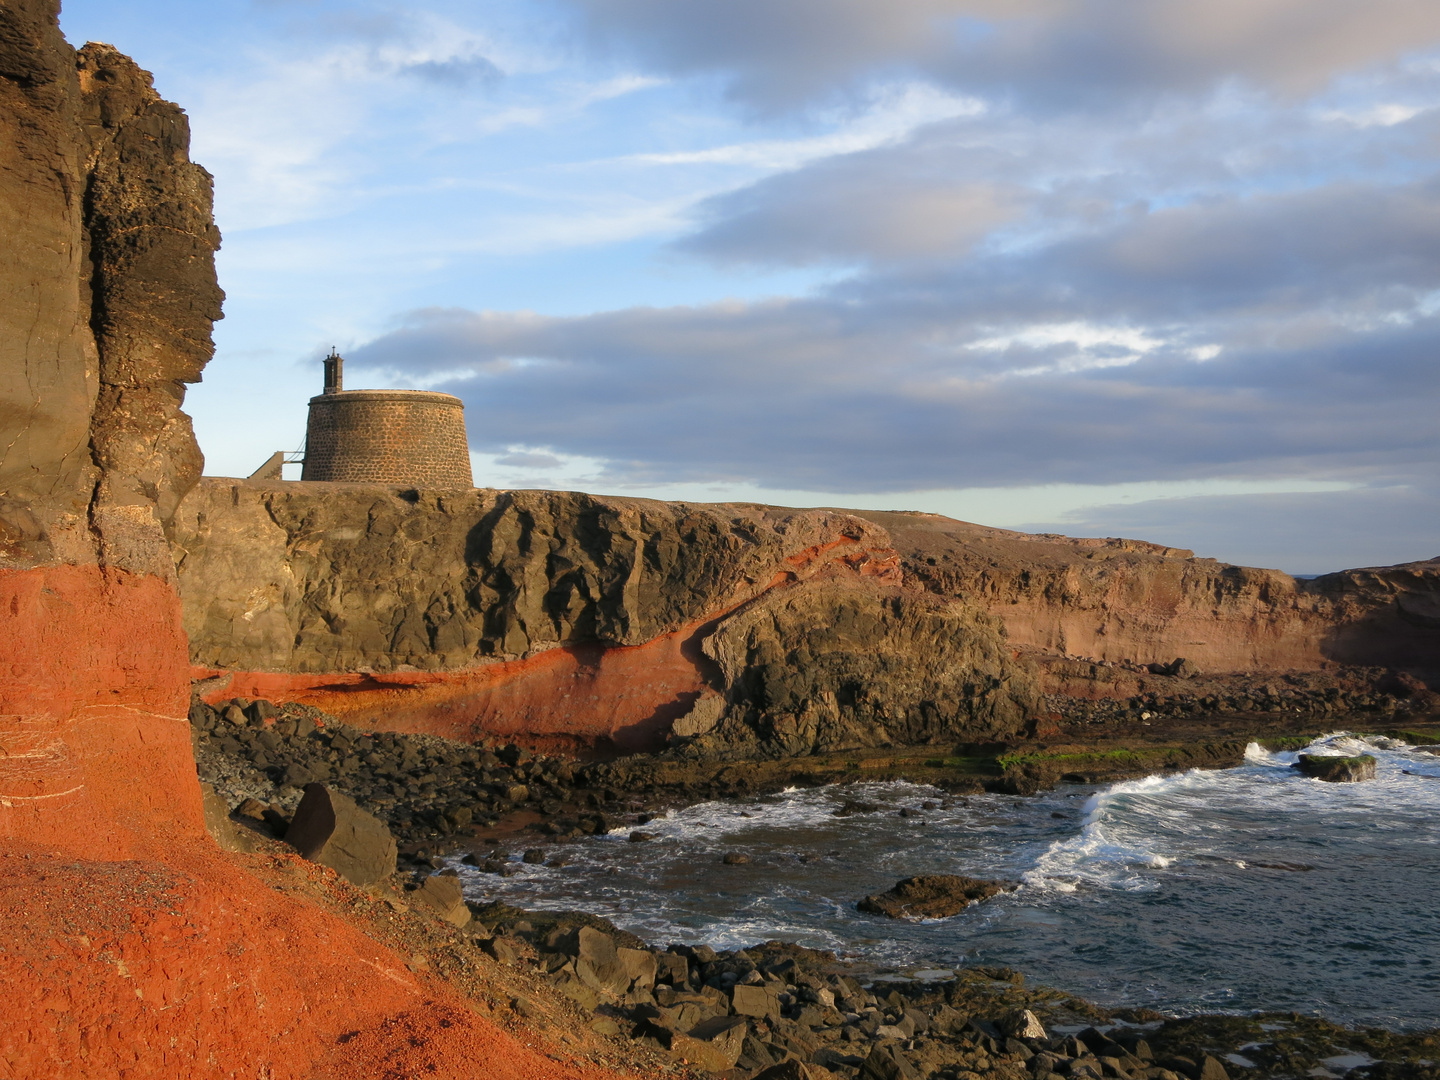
[173,482,1437,752]
[878,511,1440,690]
[173,481,1039,751]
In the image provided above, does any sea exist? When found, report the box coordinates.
[449,733,1440,1031]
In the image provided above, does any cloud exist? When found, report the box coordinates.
[401,55,504,88]
[681,165,1025,264]
[563,0,1440,111]
[347,170,1440,502]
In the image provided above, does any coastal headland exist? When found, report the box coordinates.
[2,2,1438,1077]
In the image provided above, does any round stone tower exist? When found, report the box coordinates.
[300,350,473,486]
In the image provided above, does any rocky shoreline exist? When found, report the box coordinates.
[193,692,1440,1080]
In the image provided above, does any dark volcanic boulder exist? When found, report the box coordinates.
[1294,753,1377,782]
[857,874,1018,919]
[285,783,397,885]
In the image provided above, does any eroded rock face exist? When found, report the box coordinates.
[78,41,223,566]
[172,481,891,671]
[1,23,220,577]
[868,512,1440,692]
[173,482,1436,752]
[697,573,1038,756]
[174,480,1042,751]
[1,11,580,1079]
[0,2,219,857]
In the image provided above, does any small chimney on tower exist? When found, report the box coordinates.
[322,347,344,395]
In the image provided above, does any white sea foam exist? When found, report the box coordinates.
[449,730,1440,1028]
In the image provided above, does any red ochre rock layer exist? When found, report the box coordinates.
[196,617,715,751]
[193,542,908,751]
[0,565,198,859]
[0,562,624,1078]
[1,846,618,1080]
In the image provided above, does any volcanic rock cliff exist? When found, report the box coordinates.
[172,481,1039,753]
[0,5,635,1077]
[861,511,1440,694]
[172,478,1438,754]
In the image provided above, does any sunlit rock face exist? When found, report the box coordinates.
[0,9,575,1079]
[0,2,220,861]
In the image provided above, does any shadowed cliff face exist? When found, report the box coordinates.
[0,0,220,857]
[78,42,224,562]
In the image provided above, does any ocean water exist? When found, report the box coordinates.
[450,733,1440,1030]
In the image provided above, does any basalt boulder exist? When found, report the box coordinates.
[285,782,397,886]
[413,872,471,927]
[1294,753,1378,783]
[857,875,1019,920]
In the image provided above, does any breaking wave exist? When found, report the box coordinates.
[451,732,1440,1029]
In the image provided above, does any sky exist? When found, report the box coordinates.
[58,0,1440,574]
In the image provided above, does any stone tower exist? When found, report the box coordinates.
[300,350,473,486]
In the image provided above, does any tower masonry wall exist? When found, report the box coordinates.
[301,389,473,487]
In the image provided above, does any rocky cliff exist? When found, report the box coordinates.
[173,483,1438,752]
[871,512,1440,693]
[0,0,219,863]
[0,6,632,1077]
[173,480,1039,752]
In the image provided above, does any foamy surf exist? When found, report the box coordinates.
[452,731,1440,1030]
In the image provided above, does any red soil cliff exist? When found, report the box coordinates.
[0,6,633,1076]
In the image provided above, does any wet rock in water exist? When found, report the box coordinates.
[834,799,880,816]
[857,874,1018,919]
[413,873,471,927]
[522,848,546,863]
[285,783,397,886]
[1294,753,1377,782]
[722,851,752,865]
[629,830,656,842]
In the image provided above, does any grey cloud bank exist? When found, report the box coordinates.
[562,0,1440,110]
[325,0,1440,572]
